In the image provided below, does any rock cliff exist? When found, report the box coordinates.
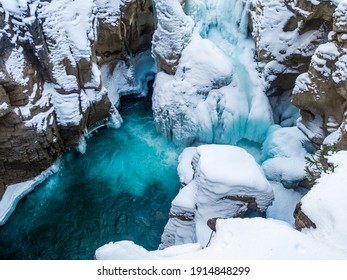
[0,0,154,197]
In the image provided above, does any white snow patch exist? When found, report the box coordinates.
[177,147,197,186]
[0,102,9,111]
[96,218,347,259]
[301,151,347,253]
[5,47,28,86]
[51,89,82,126]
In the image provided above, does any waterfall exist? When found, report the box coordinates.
[185,0,273,147]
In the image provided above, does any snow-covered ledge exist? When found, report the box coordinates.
[0,162,60,226]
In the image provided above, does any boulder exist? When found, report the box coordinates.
[160,145,274,249]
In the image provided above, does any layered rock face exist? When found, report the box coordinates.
[250,0,337,127]
[251,0,347,149]
[292,0,347,149]
[160,145,274,249]
[0,0,154,197]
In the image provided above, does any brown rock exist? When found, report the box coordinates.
[294,202,316,231]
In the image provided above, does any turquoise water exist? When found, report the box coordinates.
[0,97,181,260]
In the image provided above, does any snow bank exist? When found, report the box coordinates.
[0,162,60,226]
[300,151,347,252]
[153,32,233,145]
[96,218,347,259]
[250,0,328,63]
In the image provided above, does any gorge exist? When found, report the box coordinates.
[1,0,347,259]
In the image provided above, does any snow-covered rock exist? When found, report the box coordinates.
[261,126,310,188]
[160,145,274,249]
[152,0,194,75]
[177,147,197,187]
[292,1,347,149]
[250,0,336,127]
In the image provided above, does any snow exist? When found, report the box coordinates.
[96,218,347,259]
[310,42,341,78]
[0,161,60,226]
[160,181,197,249]
[250,0,327,63]
[266,182,303,225]
[300,151,347,252]
[261,126,309,188]
[153,31,234,145]
[5,47,28,86]
[177,147,197,186]
[25,107,55,133]
[298,114,325,140]
[49,84,82,126]
[196,145,271,196]
[334,0,347,30]
[0,102,9,110]
[333,54,347,84]
[293,73,312,94]
[94,0,125,26]
[152,0,194,72]
[153,0,273,146]
[0,0,29,14]
[161,144,274,248]
[96,241,202,260]
[316,42,340,60]
[172,182,197,214]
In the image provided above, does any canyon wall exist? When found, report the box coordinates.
[0,0,154,197]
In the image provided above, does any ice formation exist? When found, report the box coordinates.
[152,0,273,146]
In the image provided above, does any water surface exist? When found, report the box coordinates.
[0,97,181,260]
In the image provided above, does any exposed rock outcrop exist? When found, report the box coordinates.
[160,145,274,249]
[0,0,154,197]
[294,202,317,230]
[250,0,337,127]
[292,0,347,149]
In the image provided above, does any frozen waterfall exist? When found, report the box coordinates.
[152,0,273,147]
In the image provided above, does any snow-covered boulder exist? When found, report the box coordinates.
[177,147,197,187]
[261,126,310,188]
[160,145,274,249]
